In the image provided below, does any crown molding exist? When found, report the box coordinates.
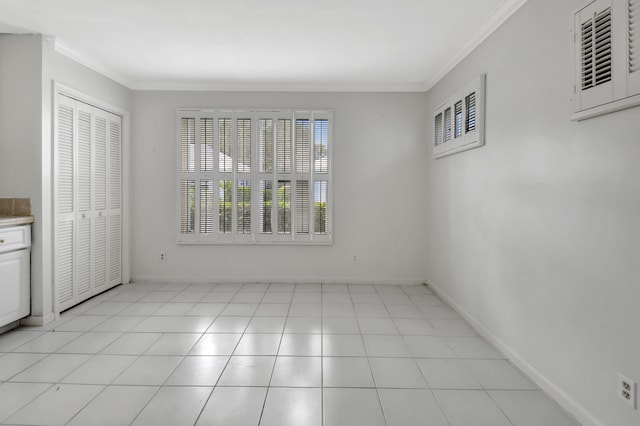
[128,80,427,92]
[422,0,529,91]
[53,39,133,88]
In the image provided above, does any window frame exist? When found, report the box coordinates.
[433,75,485,159]
[572,0,640,120]
[176,108,333,245]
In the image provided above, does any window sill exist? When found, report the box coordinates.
[572,93,640,121]
[175,237,333,246]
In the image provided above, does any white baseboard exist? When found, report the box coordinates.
[428,280,602,426]
[131,275,426,286]
[0,321,20,334]
[20,312,55,326]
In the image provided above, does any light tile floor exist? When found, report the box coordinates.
[0,282,579,426]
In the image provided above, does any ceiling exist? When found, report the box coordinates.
[0,0,527,91]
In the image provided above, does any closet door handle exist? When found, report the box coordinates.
[0,239,4,244]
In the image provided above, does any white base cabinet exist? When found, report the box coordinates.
[0,226,31,327]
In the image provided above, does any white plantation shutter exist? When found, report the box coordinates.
[582,7,612,89]
[575,1,614,111]
[295,119,311,173]
[181,180,195,234]
[179,115,196,237]
[219,118,232,172]
[260,119,274,173]
[314,180,328,234]
[573,0,640,118]
[181,118,195,173]
[237,180,251,234]
[259,180,273,234]
[314,119,329,173]
[630,0,640,93]
[454,101,463,138]
[201,118,214,172]
[433,75,485,158]
[237,118,251,173]
[631,0,640,72]
[278,180,291,234]
[177,109,332,243]
[277,119,292,173]
[434,113,443,146]
[200,180,214,234]
[443,107,452,142]
[219,179,232,234]
[296,180,310,234]
[465,92,477,132]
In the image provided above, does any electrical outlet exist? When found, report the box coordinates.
[352,255,358,263]
[159,251,166,262]
[618,373,637,409]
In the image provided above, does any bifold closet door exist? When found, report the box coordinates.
[55,94,122,312]
[108,113,122,287]
[75,102,93,302]
[92,109,109,294]
[55,96,76,310]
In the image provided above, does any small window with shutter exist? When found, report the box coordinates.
[176,109,332,244]
[629,0,640,94]
[573,0,640,119]
[433,75,485,159]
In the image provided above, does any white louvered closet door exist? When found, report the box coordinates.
[108,113,122,287]
[55,94,122,312]
[92,109,109,293]
[55,96,76,310]
[75,102,93,301]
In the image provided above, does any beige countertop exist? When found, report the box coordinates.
[0,215,35,227]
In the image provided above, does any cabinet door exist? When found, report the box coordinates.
[0,249,30,326]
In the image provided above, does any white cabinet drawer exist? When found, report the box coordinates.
[0,226,31,254]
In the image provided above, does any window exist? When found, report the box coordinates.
[177,109,332,244]
[433,75,485,159]
[573,0,640,120]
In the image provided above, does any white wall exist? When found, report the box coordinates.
[424,1,640,425]
[0,35,46,320]
[0,34,132,323]
[131,91,428,283]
